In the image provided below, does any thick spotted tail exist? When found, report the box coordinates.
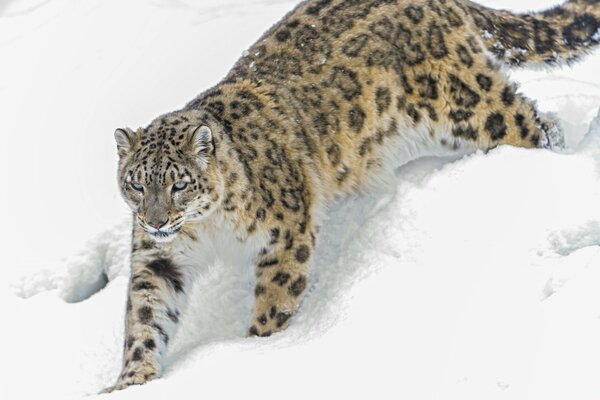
[462,0,600,67]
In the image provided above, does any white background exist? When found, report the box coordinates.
[2,0,600,399]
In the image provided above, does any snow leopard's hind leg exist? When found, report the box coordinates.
[435,33,563,153]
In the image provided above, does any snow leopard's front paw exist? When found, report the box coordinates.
[101,364,160,393]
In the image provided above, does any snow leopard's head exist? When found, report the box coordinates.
[114,112,224,243]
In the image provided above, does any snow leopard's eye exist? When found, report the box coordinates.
[131,182,144,192]
[172,181,188,192]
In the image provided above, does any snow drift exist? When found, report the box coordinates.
[2,1,600,399]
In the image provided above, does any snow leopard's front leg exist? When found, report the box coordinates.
[105,233,191,392]
[248,219,314,337]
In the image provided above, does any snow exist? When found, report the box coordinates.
[2,0,600,399]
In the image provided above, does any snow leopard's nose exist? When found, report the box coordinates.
[147,219,168,230]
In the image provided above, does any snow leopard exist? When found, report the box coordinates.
[106,0,600,391]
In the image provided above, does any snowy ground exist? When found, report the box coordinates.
[2,0,600,399]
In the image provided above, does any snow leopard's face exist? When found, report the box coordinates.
[114,115,223,243]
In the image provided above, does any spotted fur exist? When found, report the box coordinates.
[105,0,600,392]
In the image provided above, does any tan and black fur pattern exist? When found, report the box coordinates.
[106,0,600,391]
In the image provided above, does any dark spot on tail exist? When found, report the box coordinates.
[563,14,600,48]
[533,19,557,55]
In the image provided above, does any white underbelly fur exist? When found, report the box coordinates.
[361,115,478,190]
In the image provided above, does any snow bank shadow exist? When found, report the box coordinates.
[294,157,455,330]
[11,220,132,303]
[548,222,600,256]
[545,108,600,257]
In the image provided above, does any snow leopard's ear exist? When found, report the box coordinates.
[114,128,136,158]
[189,125,215,167]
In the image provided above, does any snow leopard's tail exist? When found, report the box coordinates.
[462,0,600,67]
